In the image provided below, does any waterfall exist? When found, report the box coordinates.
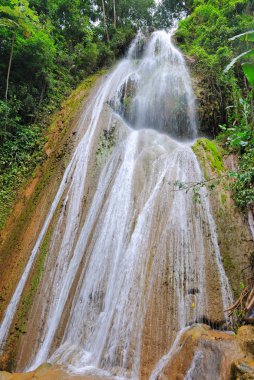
[0,30,233,379]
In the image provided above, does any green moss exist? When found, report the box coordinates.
[221,253,238,295]
[95,126,117,170]
[221,192,227,205]
[16,226,53,335]
[3,223,54,371]
[192,137,225,177]
[0,164,55,284]
[216,191,228,218]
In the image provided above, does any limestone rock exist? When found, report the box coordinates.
[231,360,254,380]
[151,323,254,380]
[237,326,254,355]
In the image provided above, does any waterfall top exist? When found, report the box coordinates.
[110,30,197,140]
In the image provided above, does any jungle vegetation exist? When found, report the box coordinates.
[176,0,254,209]
[0,0,253,228]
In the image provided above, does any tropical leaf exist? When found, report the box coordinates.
[224,49,254,72]
[0,17,19,29]
[224,29,254,73]
[242,63,254,86]
[245,50,254,58]
[229,30,254,42]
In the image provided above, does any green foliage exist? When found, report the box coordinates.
[109,26,136,56]
[232,152,254,208]
[169,176,222,204]
[152,0,194,28]
[176,0,253,211]
[0,0,39,33]
[225,30,254,86]
[0,0,152,135]
[177,0,253,71]
[93,0,155,28]
[0,0,154,231]
[219,97,253,151]
[175,1,253,136]
[219,95,254,209]
[242,62,254,86]
[0,123,45,229]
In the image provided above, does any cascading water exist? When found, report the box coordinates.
[0,30,233,379]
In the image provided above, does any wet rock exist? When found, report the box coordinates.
[0,372,11,380]
[231,359,254,379]
[0,366,112,380]
[109,73,139,123]
[237,326,254,356]
[2,324,254,379]
[187,288,200,295]
[155,324,244,380]
[192,138,254,299]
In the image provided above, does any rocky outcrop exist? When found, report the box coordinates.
[193,138,254,299]
[151,324,254,380]
[0,363,111,379]
[231,360,254,380]
[1,324,254,380]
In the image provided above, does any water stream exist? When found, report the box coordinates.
[0,30,233,379]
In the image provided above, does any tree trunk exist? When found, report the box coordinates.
[101,0,110,43]
[113,0,116,27]
[5,33,15,106]
[35,79,47,122]
[4,33,15,133]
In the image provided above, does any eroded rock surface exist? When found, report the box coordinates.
[0,363,113,380]
[193,138,254,298]
[2,324,254,380]
[151,324,254,380]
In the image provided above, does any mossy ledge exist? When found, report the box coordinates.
[0,70,107,371]
[192,137,225,178]
[192,138,253,298]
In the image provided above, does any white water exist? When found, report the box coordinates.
[0,30,233,379]
[149,327,189,380]
[248,210,254,241]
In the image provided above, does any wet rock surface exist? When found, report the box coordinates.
[192,139,254,299]
[0,363,113,380]
[231,360,254,380]
[2,324,254,380]
[150,324,254,380]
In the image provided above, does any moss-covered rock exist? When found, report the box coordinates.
[192,137,225,177]
[193,138,254,298]
[95,125,117,169]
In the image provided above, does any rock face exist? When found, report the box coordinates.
[1,324,254,380]
[0,363,112,379]
[0,72,109,371]
[193,138,254,298]
[231,360,254,380]
[150,324,254,380]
